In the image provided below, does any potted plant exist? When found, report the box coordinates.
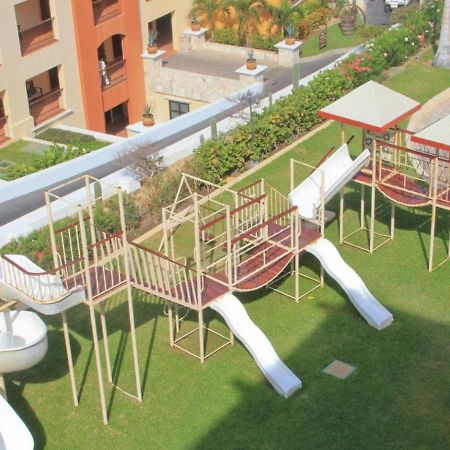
[142,104,155,127]
[147,30,158,54]
[246,48,257,70]
[190,14,201,32]
[285,24,297,45]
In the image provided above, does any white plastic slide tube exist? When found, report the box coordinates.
[306,238,393,330]
[288,143,370,220]
[210,293,302,397]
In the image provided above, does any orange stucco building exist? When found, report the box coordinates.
[70,0,146,134]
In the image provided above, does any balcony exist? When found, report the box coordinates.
[101,59,127,90]
[0,115,8,143]
[29,89,63,125]
[92,0,121,25]
[19,18,55,56]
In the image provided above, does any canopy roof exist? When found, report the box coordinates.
[318,81,421,132]
[411,114,450,152]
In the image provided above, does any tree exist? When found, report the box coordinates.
[191,0,229,40]
[268,0,303,37]
[226,0,269,45]
[118,147,163,182]
[433,0,450,68]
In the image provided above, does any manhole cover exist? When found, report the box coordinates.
[322,359,356,379]
[0,161,12,169]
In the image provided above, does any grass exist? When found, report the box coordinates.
[37,128,110,151]
[6,56,450,449]
[300,23,361,58]
[0,140,41,179]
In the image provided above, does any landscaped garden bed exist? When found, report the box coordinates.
[1,128,110,180]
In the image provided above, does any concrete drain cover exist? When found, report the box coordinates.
[322,359,356,379]
[0,161,12,169]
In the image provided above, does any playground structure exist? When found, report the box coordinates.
[318,81,450,271]
[0,176,143,426]
[0,157,395,411]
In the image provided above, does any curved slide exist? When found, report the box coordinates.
[306,238,393,330]
[288,143,370,220]
[0,255,85,315]
[210,293,301,398]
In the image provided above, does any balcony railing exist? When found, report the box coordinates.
[19,18,55,56]
[0,115,7,142]
[101,59,127,90]
[29,88,63,125]
[92,0,121,25]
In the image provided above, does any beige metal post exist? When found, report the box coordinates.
[429,158,439,272]
[294,208,300,302]
[45,191,78,407]
[360,185,365,229]
[369,139,377,253]
[118,188,142,402]
[78,206,108,425]
[339,189,344,244]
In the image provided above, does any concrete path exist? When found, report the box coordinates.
[0,48,352,228]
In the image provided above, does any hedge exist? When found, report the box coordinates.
[193,0,442,183]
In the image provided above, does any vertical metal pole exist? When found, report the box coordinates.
[226,206,233,291]
[294,210,300,302]
[168,303,174,347]
[360,185,365,229]
[339,189,344,244]
[79,207,108,424]
[198,309,205,364]
[46,191,79,407]
[99,302,112,384]
[370,139,377,253]
[290,159,295,194]
[0,374,6,400]
[118,188,142,402]
[429,158,438,272]
[390,203,395,240]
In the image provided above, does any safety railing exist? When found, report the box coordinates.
[19,18,55,55]
[92,0,121,25]
[29,88,63,125]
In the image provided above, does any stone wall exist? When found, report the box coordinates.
[200,41,279,64]
[151,68,248,103]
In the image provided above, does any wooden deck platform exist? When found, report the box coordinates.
[65,266,126,303]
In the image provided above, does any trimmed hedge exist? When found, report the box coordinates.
[193,0,441,183]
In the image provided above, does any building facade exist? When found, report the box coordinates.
[0,0,194,140]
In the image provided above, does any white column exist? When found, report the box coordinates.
[235,65,267,85]
[183,28,208,50]
[275,40,303,67]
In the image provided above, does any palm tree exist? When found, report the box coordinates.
[433,0,450,68]
[268,0,304,37]
[191,0,229,40]
[226,0,269,45]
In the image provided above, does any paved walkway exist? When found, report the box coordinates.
[0,48,353,228]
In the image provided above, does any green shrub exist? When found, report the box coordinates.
[193,1,442,183]
[355,24,387,43]
[214,27,241,46]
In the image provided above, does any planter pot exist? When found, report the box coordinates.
[246,58,257,70]
[340,15,356,35]
[142,115,155,127]
[285,37,296,46]
[191,23,201,32]
[147,45,158,55]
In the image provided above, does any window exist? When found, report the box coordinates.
[169,100,189,120]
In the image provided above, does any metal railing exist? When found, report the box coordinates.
[28,88,63,125]
[101,59,127,90]
[19,18,55,55]
[0,115,7,140]
[92,0,121,24]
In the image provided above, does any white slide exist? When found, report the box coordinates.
[210,293,302,398]
[0,255,85,316]
[288,143,370,220]
[0,394,34,450]
[306,238,393,330]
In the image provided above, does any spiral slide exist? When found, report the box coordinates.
[306,238,393,330]
[210,293,302,398]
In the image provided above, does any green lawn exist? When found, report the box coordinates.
[0,140,41,179]
[6,57,450,449]
[300,23,361,58]
[37,128,110,151]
